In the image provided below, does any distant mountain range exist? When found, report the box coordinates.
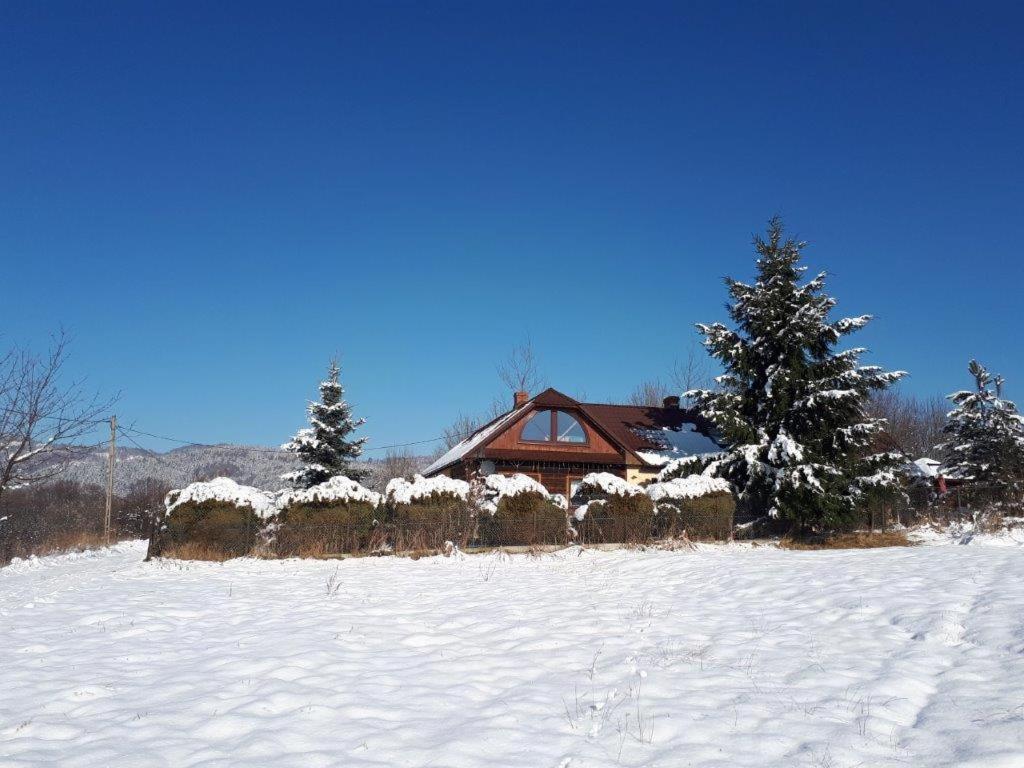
[54,443,423,495]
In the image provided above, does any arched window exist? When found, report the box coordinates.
[520,409,587,444]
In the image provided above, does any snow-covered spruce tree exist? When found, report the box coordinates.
[686,218,906,530]
[940,361,1024,502]
[282,360,367,488]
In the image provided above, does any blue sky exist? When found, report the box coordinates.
[2,1,1022,453]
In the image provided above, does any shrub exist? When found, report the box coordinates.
[158,500,264,558]
[652,492,735,540]
[385,475,474,551]
[153,478,276,559]
[647,476,735,541]
[275,476,383,556]
[571,473,653,544]
[276,501,380,556]
[478,491,568,546]
[575,494,656,544]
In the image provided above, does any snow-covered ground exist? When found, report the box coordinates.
[2,538,1023,767]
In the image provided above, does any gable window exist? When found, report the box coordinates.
[520,409,588,444]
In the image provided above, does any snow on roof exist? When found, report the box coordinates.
[277,476,382,508]
[386,474,470,505]
[646,475,732,502]
[481,472,550,514]
[633,424,722,467]
[423,407,526,476]
[909,458,941,478]
[165,477,278,519]
[577,472,645,497]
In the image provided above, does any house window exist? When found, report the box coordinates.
[520,409,588,444]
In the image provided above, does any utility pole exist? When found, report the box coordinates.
[104,415,117,544]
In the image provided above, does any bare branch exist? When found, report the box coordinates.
[497,338,543,396]
[0,331,117,502]
[628,379,671,407]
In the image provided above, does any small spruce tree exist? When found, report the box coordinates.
[282,360,367,488]
[940,361,1024,502]
[687,217,906,530]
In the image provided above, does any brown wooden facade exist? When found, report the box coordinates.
[425,388,719,497]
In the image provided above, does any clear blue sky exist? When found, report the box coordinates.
[2,1,1022,453]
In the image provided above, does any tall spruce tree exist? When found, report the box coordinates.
[282,360,367,488]
[940,361,1024,499]
[686,218,906,529]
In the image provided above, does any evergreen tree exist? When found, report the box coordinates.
[686,218,906,529]
[940,361,1024,500]
[282,360,367,488]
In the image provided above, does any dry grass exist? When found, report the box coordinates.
[159,541,241,562]
[780,531,912,550]
[4,532,111,562]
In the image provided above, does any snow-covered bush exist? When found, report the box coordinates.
[646,475,735,540]
[275,475,383,557]
[573,473,654,544]
[477,473,568,546]
[385,475,473,551]
[157,478,276,558]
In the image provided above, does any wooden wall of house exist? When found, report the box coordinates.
[487,410,621,457]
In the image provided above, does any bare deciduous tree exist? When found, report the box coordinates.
[497,338,543,395]
[628,379,671,407]
[0,331,114,503]
[867,387,947,458]
[671,344,713,395]
[367,448,425,493]
[438,412,481,453]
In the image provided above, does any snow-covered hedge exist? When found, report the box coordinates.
[572,473,653,544]
[575,472,645,499]
[480,473,550,514]
[647,474,735,541]
[276,475,382,556]
[645,475,732,503]
[157,478,275,558]
[477,473,568,546]
[165,477,278,519]
[385,474,470,505]
[386,474,474,551]
[277,475,382,509]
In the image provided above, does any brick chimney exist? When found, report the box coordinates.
[514,391,530,408]
[662,395,680,409]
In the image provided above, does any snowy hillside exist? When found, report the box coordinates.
[48,444,423,494]
[2,540,1023,767]
[54,444,303,493]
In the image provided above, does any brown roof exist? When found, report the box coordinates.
[577,402,719,457]
[425,387,721,475]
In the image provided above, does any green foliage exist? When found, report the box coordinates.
[689,217,905,529]
[276,500,378,556]
[478,492,568,546]
[576,494,655,544]
[160,501,261,557]
[653,492,735,540]
[283,360,367,488]
[389,492,474,551]
[941,360,1024,504]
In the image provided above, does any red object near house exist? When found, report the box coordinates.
[937,475,948,494]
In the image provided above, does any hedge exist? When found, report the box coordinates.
[477,492,569,546]
[575,494,655,544]
[389,493,474,551]
[275,500,380,556]
[652,491,735,541]
[156,500,263,558]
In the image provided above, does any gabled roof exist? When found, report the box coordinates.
[425,387,722,475]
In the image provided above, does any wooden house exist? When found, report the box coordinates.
[424,388,721,497]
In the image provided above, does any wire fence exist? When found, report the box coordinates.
[149,494,738,561]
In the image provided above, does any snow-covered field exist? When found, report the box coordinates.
[2,538,1023,767]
